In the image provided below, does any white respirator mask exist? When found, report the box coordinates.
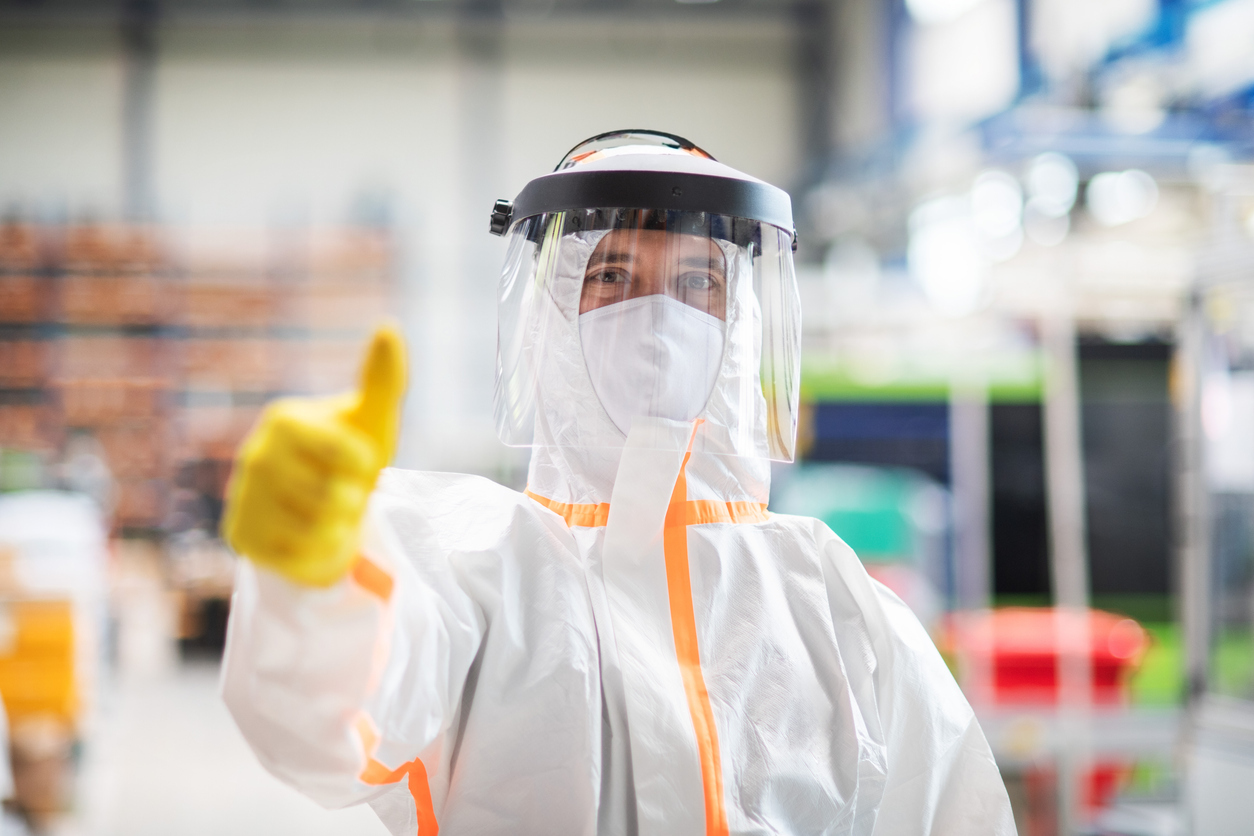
[579,295,726,437]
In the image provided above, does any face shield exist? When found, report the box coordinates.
[491,131,801,461]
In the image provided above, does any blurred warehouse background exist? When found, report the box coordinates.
[1,0,1254,834]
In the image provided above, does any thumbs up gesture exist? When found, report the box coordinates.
[222,325,407,587]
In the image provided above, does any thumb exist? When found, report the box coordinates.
[342,323,407,464]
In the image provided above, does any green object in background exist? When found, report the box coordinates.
[799,352,1044,404]
[0,448,48,493]
[1121,758,1175,799]
[993,594,1052,608]
[1085,598,1183,707]
[827,506,909,558]
[1125,626,1254,704]
[1211,629,1254,700]
[771,464,942,563]
[1090,594,1174,624]
[1128,622,1184,706]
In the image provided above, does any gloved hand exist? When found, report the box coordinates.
[221,324,407,587]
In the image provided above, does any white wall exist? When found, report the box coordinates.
[0,28,125,218]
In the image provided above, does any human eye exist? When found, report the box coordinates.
[680,271,719,291]
[588,268,627,284]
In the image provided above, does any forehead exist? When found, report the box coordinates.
[589,228,725,264]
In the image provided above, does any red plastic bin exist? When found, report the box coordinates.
[940,607,1149,705]
[941,608,1150,822]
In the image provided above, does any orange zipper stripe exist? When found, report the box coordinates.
[663,424,729,836]
[525,431,749,833]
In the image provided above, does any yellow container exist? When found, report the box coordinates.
[0,600,76,725]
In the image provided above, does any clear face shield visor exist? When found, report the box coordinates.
[491,133,801,461]
[495,208,799,461]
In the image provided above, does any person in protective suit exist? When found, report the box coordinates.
[220,130,1016,836]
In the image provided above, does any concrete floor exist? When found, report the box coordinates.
[72,661,389,836]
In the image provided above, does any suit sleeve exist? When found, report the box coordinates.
[219,475,486,812]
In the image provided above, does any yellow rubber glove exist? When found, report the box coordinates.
[221,325,407,587]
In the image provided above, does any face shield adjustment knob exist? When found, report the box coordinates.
[791,230,799,253]
[489,199,514,236]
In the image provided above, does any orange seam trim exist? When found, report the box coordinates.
[350,554,394,602]
[524,489,611,528]
[663,421,729,836]
[527,491,766,529]
[355,714,439,835]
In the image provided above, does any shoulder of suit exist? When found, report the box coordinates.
[374,468,560,548]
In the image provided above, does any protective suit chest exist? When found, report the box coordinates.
[527,419,860,836]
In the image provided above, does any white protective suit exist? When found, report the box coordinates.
[222,229,1016,836]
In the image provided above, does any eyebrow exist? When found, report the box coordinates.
[585,250,633,268]
[678,254,725,275]
[584,249,726,275]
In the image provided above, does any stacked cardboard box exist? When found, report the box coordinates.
[55,226,172,531]
[0,222,396,533]
[0,226,55,456]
